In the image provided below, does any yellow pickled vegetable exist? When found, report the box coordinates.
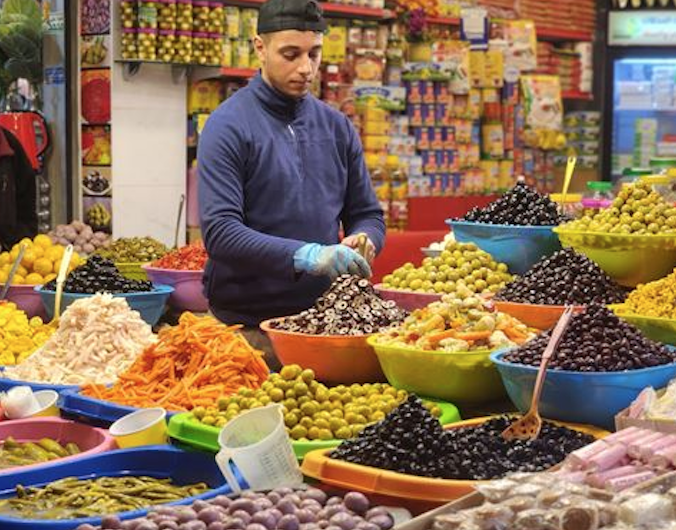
[0,302,54,365]
[624,269,676,319]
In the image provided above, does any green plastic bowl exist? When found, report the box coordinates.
[167,401,462,460]
[368,336,505,404]
[610,304,676,346]
[555,228,676,287]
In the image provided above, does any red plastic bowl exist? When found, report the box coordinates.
[374,284,442,312]
[0,284,46,319]
[260,319,386,384]
[143,265,208,312]
[0,416,116,473]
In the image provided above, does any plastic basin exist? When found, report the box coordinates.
[300,416,608,504]
[143,265,208,312]
[610,304,676,346]
[0,417,116,474]
[115,261,149,281]
[37,284,174,326]
[0,284,46,319]
[491,349,676,430]
[555,228,676,287]
[0,445,247,529]
[493,301,585,330]
[369,337,505,404]
[260,319,385,384]
[167,401,462,460]
[448,221,562,275]
[59,388,178,428]
[374,284,442,312]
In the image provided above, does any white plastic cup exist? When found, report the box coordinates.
[216,404,303,493]
[2,386,41,419]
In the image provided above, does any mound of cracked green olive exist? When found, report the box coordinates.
[0,476,209,520]
[0,437,81,469]
[381,242,512,295]
[95,237,168,263]
[191,364,442,440]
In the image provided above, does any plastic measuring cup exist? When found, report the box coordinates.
[216,404,303,493]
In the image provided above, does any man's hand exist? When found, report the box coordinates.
[342,232,376,264]
[294,243,371,280]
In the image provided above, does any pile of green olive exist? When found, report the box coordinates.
[192,364,442,441]
[95,237,168,263]
[382,242,512,295]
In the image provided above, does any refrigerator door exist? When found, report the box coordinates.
[611,57,676,181]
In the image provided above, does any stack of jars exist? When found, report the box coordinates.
[157,0,177,63]
[137,0,159,60]
[120,1,138,59]
[175,0,193,63]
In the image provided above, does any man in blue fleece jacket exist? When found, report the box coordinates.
[198,0,386,359]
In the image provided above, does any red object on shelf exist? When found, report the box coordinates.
[372,230,447,283]
[220,67,257,79]
[562,91,593,101]
[536,26,593,42]
[407,195,500,231]
[425,16,460,26]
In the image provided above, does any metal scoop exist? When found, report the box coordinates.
[502,305,575,441]
[0,244,26,301]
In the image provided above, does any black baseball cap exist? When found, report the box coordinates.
[257,0,327,34]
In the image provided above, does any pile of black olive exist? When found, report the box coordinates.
[82,171,110,194]
[495,248,627,306]
[503,304,676,372]
[42,254,153,294]
[270,275,407,335]
[460,181,568,226]
[330,396,594,481]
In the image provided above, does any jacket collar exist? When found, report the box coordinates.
[250,73,306,120]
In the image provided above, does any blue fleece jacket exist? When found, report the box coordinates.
[198,74,386,326]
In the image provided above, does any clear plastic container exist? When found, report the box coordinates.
[137,28,158,60]
[157,0,177,31]
[174,30,192,63]
[581,181,614,211]
[549,193,584,218]
[157,29,176,63]
[176,0,193,33]
[121,28,138,60]
[192,0,210,32]
[120,1,138,29]
[192,31,209,64]
[640,174,676,204]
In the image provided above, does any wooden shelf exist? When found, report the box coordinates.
[220,67,257,78]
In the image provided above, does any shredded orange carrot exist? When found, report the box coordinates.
[81,313,269,411]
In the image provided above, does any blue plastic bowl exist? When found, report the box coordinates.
[491,349,676,430]
[0,372,78,394]
[36,284,174,327]
[0,446,247,529]
[447,221,562,274]
[59,388,178,428]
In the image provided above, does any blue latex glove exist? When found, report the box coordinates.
[294,243,372,280]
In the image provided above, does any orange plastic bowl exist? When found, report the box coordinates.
[492,301,585,330]
[301,416,608,504]
[374,284,442,312]
[260,319,386,384]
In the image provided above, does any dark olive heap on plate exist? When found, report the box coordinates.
[43,255,153,294]
[270,275,407,335]
[494,248,627,306]
[503,304,676,372]
[330,396,594,481]
[83,171,109,193]
[76,488,395,530]
[460,181,569,226]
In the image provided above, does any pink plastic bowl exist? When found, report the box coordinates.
[0,284,46,319]
[0,417,116,473]
[142,265,208,312]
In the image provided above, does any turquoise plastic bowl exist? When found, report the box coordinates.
[447,221,562,274]
[36,285,173,326]
[491,348,676,430]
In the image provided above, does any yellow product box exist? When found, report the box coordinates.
[362,121,391,135]
[469,51,486,88]
[188,80,222,114]
[499,159,514,189]
[363,135,390,152]
[361,106,389,123]
[480,160,500,190]
[484,49,504,88]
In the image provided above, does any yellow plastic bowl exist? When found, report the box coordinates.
[115,262,150,281]
[109,408,167,448]
[555,228,676,287]
[30,390,59,418]
[368,337,505,404]
[610,304,676,346]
